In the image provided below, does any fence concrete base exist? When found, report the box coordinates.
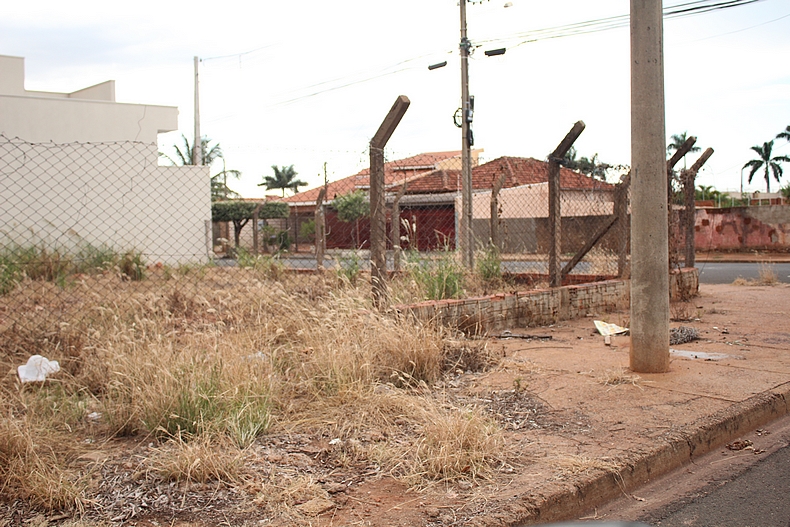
[396,268,699,334]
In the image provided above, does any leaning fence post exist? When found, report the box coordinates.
[683,147,714,268]
[369,95,410,308]
[547,121,585,287]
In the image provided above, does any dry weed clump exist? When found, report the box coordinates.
[1,270,507,515]
[595,368,642,387]
[0,415,88,511]
[146,434,246,484]
[404,404,505,485]
[731,263,779,286]
[670,301,699,322]
[757,262,779,285]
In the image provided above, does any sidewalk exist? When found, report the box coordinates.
[448,281,790,526]
[315,280,790,527]
[695,250,790,263]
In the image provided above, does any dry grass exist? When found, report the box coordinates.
[595,368,642,387]
[757,262,779,285]
[670,301,699,322]
[550,453,620,479]
[146,434,246,484]
[731,263,779,286]
[0,269,502,515]
[403,404,505,485]
[0,416,89,511]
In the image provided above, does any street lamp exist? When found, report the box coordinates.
[429,1,507,268]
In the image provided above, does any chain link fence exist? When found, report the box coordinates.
[1,133,643,333]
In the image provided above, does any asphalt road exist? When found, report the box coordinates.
[583,414,790,527]
[695,262,790,284]
[642,443,790,526]
[216,254,790,284]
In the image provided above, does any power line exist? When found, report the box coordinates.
[203,0,772,122]
[480,0,767,49]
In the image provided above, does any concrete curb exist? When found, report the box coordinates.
[509,382,790,526]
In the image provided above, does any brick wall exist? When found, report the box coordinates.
[396,267,699,334]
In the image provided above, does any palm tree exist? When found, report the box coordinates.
[742,140,790,193]
[160,134,241,201]
[160,134,223,167]
[777,125,790,142]
[666,131,700,169]
[696,185,715,201]
[260,165,307,197]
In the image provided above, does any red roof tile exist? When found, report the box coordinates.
[388,156,614,194]
[283,153,612,206]
[283,151,462,204]
[471,157,614,191]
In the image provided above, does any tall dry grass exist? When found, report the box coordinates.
[0,268,503,513]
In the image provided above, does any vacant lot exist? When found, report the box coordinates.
[4,266,783,527]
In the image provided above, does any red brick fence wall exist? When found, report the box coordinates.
[396,268,699,333]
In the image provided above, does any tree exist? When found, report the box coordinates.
[696,185,716,201]
[259,165,307,197]
[742,140,790,193]
[211,201,289,249]
[333,190,370,249]
[159,134,241,201]
[777,125,790,142]
[667,131,700,169]
[562,147,612,181]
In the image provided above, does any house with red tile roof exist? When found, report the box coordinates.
[282,152,617,252]
[283,150,480,251]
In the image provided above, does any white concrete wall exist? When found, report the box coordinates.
[0,138,211,266]
[0,55,211,266]
[0,55,177,144]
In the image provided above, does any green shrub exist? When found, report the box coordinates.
[119,250,146,281]
[406,249,465,300]
[337,250,363,285]
[476,245,502,283]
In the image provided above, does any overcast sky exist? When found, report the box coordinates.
[2,0,789,197]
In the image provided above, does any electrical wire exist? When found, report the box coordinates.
[203,0,774,122]
[479,0,767,49]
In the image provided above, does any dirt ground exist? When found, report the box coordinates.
[3,281,789,527]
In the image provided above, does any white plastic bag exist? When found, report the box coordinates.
[18,355,60,383]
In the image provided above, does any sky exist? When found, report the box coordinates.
[2,0,789,198]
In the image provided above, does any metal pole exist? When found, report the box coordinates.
[460,0,474,269]
[630,0,670,373]
[193,56,201,166]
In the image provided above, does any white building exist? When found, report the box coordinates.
[0,55,211,265]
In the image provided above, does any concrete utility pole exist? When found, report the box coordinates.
[193,56,202,166]
[630,0,670,373]
[460,0,474,269]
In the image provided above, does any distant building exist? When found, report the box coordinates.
[282,152,615,253]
